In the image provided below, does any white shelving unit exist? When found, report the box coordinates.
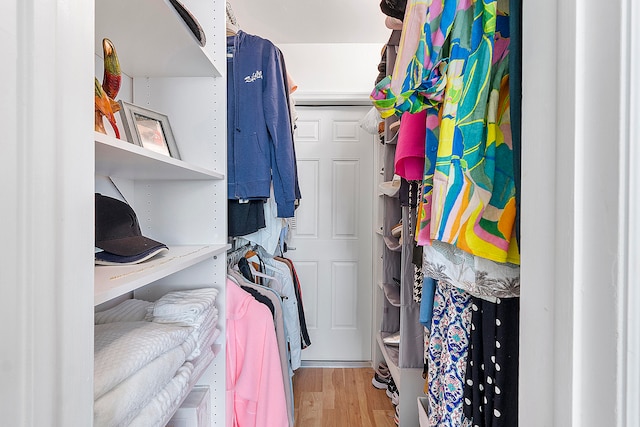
[93,0,228,424]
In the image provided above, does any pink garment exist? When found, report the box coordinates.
[226,278,288,427]
[394,110,426,181]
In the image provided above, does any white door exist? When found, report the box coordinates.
[287,105,374,361]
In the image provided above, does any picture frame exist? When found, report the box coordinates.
[118,100,180,159]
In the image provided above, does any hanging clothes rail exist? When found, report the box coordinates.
[226,241,253,267]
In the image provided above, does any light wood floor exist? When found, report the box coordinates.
[293,367,397,427]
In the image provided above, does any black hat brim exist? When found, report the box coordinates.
[96,235,167,257]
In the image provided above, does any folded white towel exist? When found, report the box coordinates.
[94,321,193,400]
[93,345,188,427]
[127,362,195,427]
[195,309,219,341]
[184,308,219,360]
[95,299,153,324]
[149,288,219,326]
[181,332,199,362]
[189,327,221,366]
[128,345,217,427]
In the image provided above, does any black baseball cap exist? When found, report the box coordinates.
[95,193,167,257]
[168,0,206,47]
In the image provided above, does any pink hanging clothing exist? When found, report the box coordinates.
[226,278,288,427]
[394,110,427,181]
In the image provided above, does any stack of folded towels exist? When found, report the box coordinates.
[94,288,220,427]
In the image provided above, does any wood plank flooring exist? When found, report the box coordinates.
[293,368,396,427]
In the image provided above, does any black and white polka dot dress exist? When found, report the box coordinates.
[462,296,520,427]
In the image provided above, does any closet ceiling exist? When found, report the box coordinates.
[229,0,391,44]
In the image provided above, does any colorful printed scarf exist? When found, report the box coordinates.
[372,0,519,264]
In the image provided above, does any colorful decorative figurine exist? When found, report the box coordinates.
[95,38,121,138]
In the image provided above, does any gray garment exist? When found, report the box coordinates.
[422,241,520,301]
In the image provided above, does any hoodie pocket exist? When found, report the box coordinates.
[234,132,271,189]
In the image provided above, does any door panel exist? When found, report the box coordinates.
[288,105,374,361]
[295,160,319,237]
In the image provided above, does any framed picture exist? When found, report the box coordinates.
[118,101,180,159]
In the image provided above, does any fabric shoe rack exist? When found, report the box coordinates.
[374,30,426,427]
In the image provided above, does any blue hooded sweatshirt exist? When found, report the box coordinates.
[227,31,297,218]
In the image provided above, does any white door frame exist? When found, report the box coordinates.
[1,0,95,425]
[521,1,638,426]
[619,1,640,425]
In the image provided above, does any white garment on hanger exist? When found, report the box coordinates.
[247,254,302,370]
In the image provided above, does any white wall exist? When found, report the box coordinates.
[277,43,383,96]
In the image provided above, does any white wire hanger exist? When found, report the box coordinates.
[226,1,240,35]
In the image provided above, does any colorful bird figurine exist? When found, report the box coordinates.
[95,38,122,138]
[102,38,121,99]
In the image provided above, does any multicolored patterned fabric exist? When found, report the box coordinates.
[372,0,519,265]
[426,281,472,426]
[372,0,454,118]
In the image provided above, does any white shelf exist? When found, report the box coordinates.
[95,133,224,180]
[94,244,230,305]
[95,0,221,77]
